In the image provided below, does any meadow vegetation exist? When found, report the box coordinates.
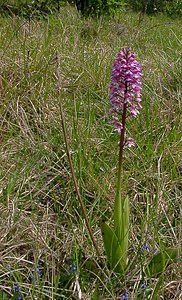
[0,3,181,299]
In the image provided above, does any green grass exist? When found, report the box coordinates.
[0,4,181,299]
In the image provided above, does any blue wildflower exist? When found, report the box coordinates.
[30,266,41,283]
[68,262,77,273]
[14,283,20,293]
[72,262,77,272]
[123,291,129,300]
[36,267,41,277]
[141,243,149,252]
[14,284,22,300]
[151,247,157,254]
[141,281,147,289]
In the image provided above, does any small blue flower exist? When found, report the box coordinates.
[141,243,149,252]
[36,267,41,277]
[123,291,129,300]
[151,247,157,254]
[14,284,22,300]
[72,262,77,272]
[14,283,20,293]
[30,266,41,283]
[68,262,77,273]
[141,281,147,289]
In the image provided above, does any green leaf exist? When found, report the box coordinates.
[150,275,164,300]
[114,194,129,262]
[100,221,126,273]
[91,285,99,300]
[147,247,180,276]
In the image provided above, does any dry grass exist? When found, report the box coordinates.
[0,4,181,299]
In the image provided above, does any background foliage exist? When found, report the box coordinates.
[0,0,181,17]
[127,0,182,16]
[73,0,126,16]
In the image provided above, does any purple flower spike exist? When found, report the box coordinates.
[109,48,143,136]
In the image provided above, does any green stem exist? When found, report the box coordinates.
[114,86,129,267]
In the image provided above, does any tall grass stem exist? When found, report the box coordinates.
[55,52,101,259]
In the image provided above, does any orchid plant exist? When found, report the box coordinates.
[101,48,180,277]
[101,48,143,274]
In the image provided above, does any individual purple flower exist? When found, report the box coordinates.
[109,48,143,137]
[110,116,123,133]
[124,138,135,148]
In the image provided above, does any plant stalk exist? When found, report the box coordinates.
[117,85,128,194]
